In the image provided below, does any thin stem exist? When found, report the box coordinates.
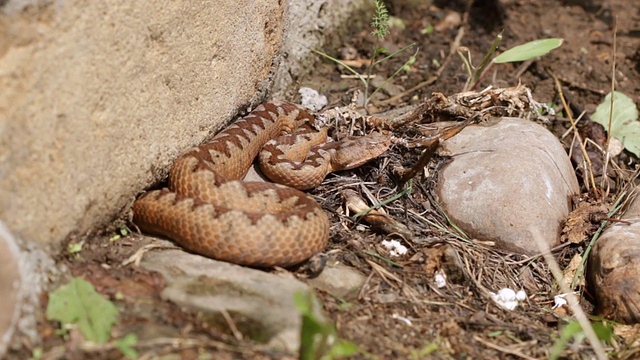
[468,30,503,90]
[369,48,418,100]
[311,49,368,90]
[364,36,381,108]
[601,16,617,197]
[373,43,415,67]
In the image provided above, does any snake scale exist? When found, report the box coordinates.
[132,102,390,267]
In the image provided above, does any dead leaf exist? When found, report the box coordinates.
[561,200,608,244]
[562,253,584,288]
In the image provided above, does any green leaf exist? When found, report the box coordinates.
[591,321,614,343]
[592,91,640,157]
[29,347,43,360]
[549,321,583,360]
[294,291,313,314]
[46,278,119,343]
[68,242,83,253]
[421,24,434,35]
[375,47,389,55]
[116,333,139,359]
[411,341,439,358]
[296,291,358,360]
[493,38,563,63]
[371,0,389,38]
[325,339,359,358]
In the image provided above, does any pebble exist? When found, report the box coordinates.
[307,258,367,298]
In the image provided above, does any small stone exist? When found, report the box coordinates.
[298,87,328,111]
[435,117,579,255]
[307,258,367,299]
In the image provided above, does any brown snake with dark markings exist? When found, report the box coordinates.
[132,102,389,267]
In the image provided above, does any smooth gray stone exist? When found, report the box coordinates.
[141,245,319,353]
[588,188,640,324]
[436,117,580,254]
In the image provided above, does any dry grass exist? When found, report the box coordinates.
[303,97,639,359]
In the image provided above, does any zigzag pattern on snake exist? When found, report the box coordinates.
[132,102,390,267]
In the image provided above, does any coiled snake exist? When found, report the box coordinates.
[132,102,389,267]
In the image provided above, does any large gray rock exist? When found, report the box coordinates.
[141,246,319,353]
[435,117,579,254]
[0,0,365,246]
[588,189,640,324]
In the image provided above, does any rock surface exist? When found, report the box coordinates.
[0,222,21,359]
[435,117,580,255]
[0,221,59,358]
[307,258,367,298]
[588,189,640,324]
[140,245,319,353]
[0,0,365,245]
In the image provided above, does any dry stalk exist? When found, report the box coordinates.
[549,69,599,194]
[530,227,608,360]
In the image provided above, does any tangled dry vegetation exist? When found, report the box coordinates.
[302,87,638,359]
[290,0,640,357]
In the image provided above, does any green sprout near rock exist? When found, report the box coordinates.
[549,319,613,360]
[295,291,358,360]
[591,91,640,158]
[46,278,119,343]
[46,278,139,358]
[313,0,416,109]
[459,34,563,91]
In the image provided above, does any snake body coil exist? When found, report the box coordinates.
[132,102,389,267]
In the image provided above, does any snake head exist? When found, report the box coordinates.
[329,131,392,171]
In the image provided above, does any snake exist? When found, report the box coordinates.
[132,102,390,267]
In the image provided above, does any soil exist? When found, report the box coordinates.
[17,0,640,359]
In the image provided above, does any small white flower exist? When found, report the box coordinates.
[490,288,527,311]
[434,269,447,288]
[380,240,408,257]
[552,291,579,310]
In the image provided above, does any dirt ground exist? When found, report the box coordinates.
[19,0,640,359]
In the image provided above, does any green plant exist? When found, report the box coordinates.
[459,35,563,91]
[591,91,640,157]
[28,347,42,360]
[67,241,84,254]
[573,189,628,288]
[46,278,119,343]
[295,291,359,360]
[549,320,613,360]
[116,333,139,359]
[109,225,131,242]
[313,0,416,108]
[410,341,439,359]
